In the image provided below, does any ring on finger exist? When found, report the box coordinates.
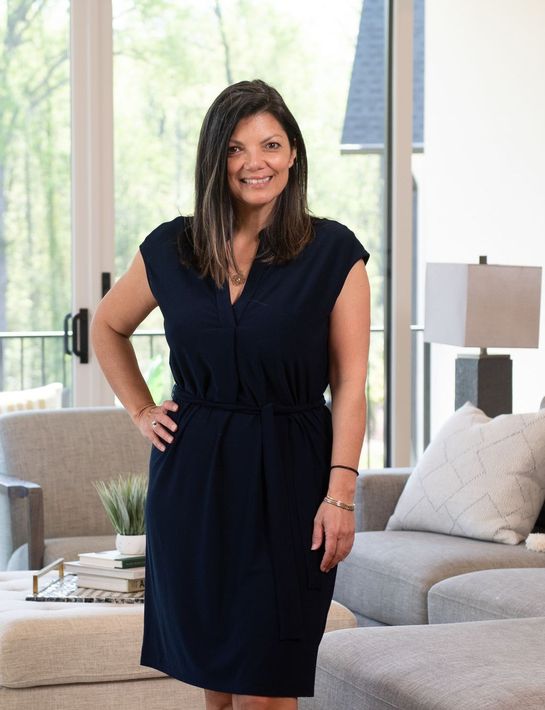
[151,420,158,428]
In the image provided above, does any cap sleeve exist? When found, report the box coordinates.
[139,216,184,304]
[325,223,370,314]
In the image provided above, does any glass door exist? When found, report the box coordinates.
[0,0,73,408]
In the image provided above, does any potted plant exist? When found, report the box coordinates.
[92,473,147,555]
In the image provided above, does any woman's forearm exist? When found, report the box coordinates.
[90,316,156,421]
[327,382,366,500]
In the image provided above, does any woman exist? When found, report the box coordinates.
[91,79,370,710]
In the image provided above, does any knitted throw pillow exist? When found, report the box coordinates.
[385,402,545,544]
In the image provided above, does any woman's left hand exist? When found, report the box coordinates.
[311,500,356,573]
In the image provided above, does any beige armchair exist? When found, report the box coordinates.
[0,406,151,571]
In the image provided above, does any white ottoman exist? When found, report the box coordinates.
[0,570,356,709]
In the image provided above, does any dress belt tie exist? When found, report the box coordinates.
[171,383,327,641]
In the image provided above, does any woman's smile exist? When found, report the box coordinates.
[240,175,273,186]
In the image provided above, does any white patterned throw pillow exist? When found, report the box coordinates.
[385,402,545,544]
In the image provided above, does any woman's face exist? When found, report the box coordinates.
[226,111,297,217]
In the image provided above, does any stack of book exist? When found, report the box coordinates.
[64,550,145,592]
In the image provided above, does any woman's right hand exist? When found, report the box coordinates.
[133,400,179,451]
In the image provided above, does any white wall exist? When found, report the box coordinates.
[422,0,545,433]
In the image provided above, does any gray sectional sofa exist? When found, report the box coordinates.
[300,469,545,709]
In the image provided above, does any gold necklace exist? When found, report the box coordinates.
[228,237,260,286]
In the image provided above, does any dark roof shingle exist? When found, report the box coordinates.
[341,0,424,153]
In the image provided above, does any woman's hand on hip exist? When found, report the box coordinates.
[311,501,355,573]
[132,400,179,451]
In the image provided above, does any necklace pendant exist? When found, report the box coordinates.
[231,272,245,285]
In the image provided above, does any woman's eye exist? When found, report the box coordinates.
[266,142,280,149]
[227,146,240,154]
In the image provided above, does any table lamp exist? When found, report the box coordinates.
[423,257,542,417]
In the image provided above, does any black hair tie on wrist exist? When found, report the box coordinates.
[330,464,359,476]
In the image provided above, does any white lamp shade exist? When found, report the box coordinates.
[424,262,542,348]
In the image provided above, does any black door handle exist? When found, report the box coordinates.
[72,308,89,363]
[102,272,111,297]
[63,313,72,355]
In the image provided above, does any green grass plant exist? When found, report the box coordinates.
[92,473,148,535]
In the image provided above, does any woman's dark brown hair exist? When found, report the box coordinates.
[177,79,319,287]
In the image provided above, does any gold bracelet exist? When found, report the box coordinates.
[323,495,355,511]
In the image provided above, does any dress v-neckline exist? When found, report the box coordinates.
[216,241,267,326]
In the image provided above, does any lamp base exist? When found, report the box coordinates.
[455,354,512,417]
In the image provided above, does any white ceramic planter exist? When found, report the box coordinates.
[116,533,146,555]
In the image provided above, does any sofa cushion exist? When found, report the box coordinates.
[385,402,545,544]
[333,530,545,625]
[303,617,545,710]
[428,567,545,623]
[0,571,356,689]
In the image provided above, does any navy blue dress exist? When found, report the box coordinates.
[138,215,370,697]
